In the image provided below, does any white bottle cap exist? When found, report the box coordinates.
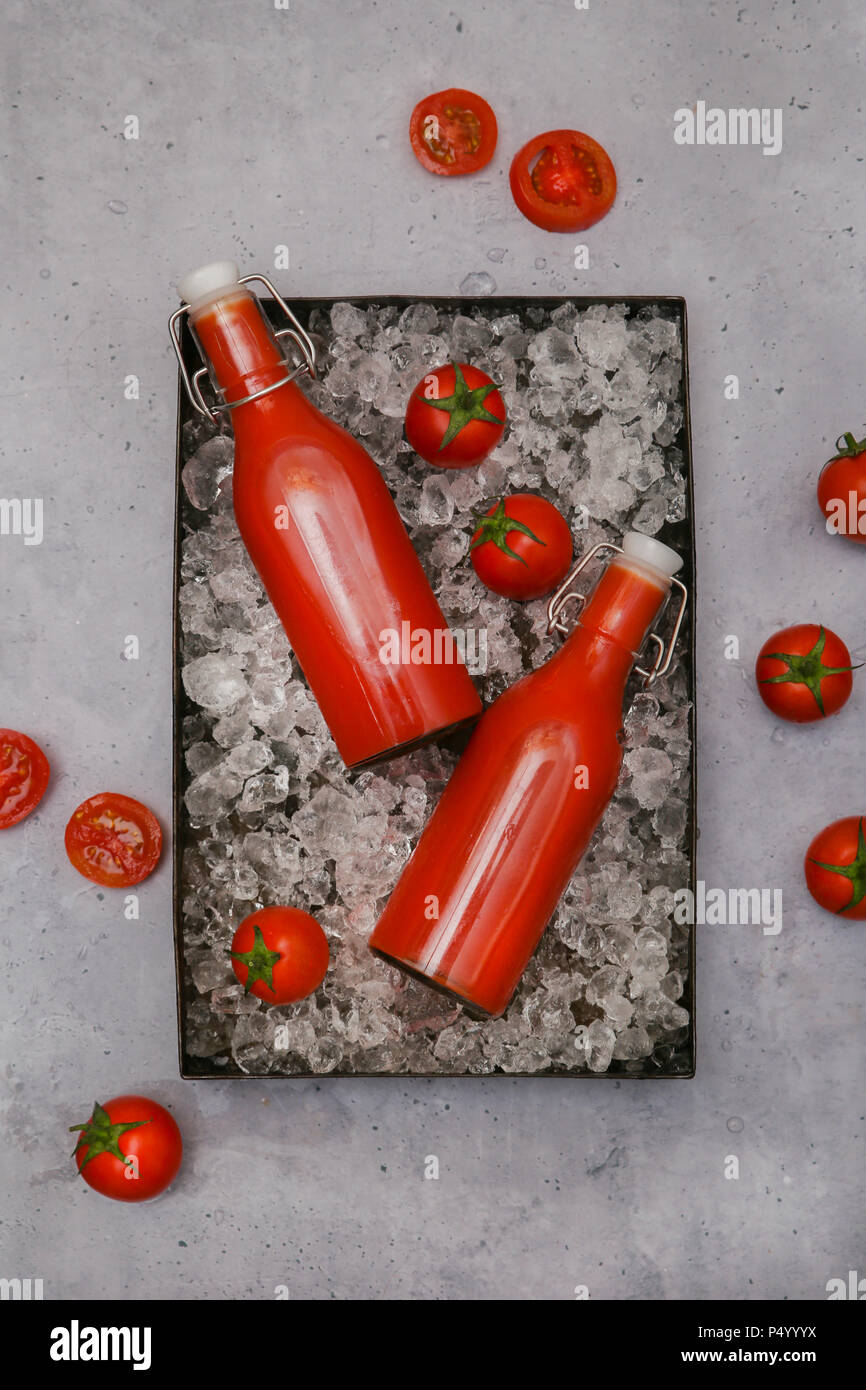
[176,259,241,310]
[621,529,683,577]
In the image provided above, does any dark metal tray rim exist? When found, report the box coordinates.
[172,294,698,1080]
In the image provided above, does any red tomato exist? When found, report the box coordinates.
[470,494,573,600]
[409,88,497,176]
[405,363,505,469]
[65,793,163,887]
[231,906,330,1005]
[509,130,617,232]
[0,729,50,828]
[817,431,866,545]
[70,1095,182,1202]
[804,817,866,919]
[755,624,858,722]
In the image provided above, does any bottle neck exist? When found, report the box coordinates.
[189,287,295,408]
[558,556,671,690]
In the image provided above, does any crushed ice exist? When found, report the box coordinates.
[178,299,692,1075]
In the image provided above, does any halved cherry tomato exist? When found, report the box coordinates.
[817,430,866,545]
[804,817,866,919]
[0,730,50,828]
[509,129,617,232]
[65,792,163,887]
[470,494,573,600]
[755,624,859,722]
[405,362,506,468]
[231,906,330,1005]
[409,88,497,176]
[70,1095,182,1202]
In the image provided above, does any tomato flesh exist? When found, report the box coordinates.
[532,144,604,204]
[425,105,481,163]
[0,730,50,828]
[510,130,617,232]
[231,906,330,1005]
[410,89,497,176]
[65,792,163,887]
[71,1095,182,1202]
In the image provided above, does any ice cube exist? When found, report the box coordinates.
[584,1018,616,1072]
[182,436,234,510]
[475,454,509,497]
[226,741,273,778]
[653,797,688,846]
[418,474,454,526]
[231,1011,277,1074]
[528,327,581,381]
[449,472,482,514]
[185,763,244,822]
[451,314,494,357]
[612,1025,653,1060]
[398,302,439,336]
[183,652,248,714]
[292,786,357,857]
[239,765,289,812]
[578,316,629,371]
[458,271,497,297]
[210,565,262,606]
[625,746,675,810]
[330,301,368,339]
[188,949,234,994]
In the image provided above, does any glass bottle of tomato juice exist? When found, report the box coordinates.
[171,261,482,770]
[369,531,687,1017]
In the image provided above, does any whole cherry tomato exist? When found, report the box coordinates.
[405,363,505,469]
[65,793,163,887]
[755,624,859,722]
[804,817,866,919]
[0,730,50,828]
[70,1095,182,1202]
[230,906,330,1005]
[409,89,498,176]
[817,430,866,545]
[470,494,573,600]
[509,130,617,233]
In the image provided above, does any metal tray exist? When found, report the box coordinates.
[172,295,697,1079]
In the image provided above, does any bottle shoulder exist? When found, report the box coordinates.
[478,659,625,742]
[232,396,388,486]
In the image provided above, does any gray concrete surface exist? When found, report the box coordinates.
[1,0,864,1301]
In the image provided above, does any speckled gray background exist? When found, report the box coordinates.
[1,0,863,1301]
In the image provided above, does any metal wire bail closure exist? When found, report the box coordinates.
[168,273,317,424]
[546,540,688,687]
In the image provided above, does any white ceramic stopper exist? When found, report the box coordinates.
[176,259,241,308]
[622,530,683,577]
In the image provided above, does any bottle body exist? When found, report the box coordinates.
[189,286,482,769]
[369,549,676,1016]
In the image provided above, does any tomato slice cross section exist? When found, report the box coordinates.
[65,792,163,887]
[509,129,617,232]
[410,89,498,176]
[0,729,50,828]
